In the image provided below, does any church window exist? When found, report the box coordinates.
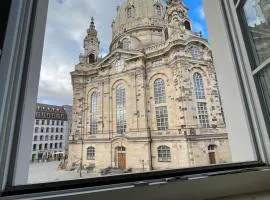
[155,5,162,16]
[87,147,95,160]
[127,7,132,18]
[152,60,162,68]
[122,38,130,50]
[197,102,210,128]
[157,145,171,162]
[155,106,169,130]
[116,84,126,135]
[91,92,98,113]
[90,115,97,135]
[193,73,205,99]
[90,92,98,135]
[115,59,124,72]
[154,79,166,104]
[184,21,191,30]
[191,46,202,59]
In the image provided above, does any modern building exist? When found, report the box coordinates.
[67,0,232,172]
[31,103,69,161]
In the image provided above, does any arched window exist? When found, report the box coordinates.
[127,7,134,18]
[155,5,162,16]
[193,73,205,100]
[122,38,130,50]
[154,79,166,104]
[191,46,201,59]
[157,146,171,162]
[91,92,98,113]
[90,92,98,135]
[87,147,95,160]
[116,84,126,135]
[184,21,191,30]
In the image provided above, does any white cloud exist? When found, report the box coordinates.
[196,6,205,20]
[38,0,125,106]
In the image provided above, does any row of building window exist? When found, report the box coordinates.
[86,145,217,163]
[126,4,162,19]
[88,73,211,135]
[35,119,64,126]
[37,106,64,113]
[34,127,64,133]
[32,142,63,151]
[33,135,64,141]
[36,112,65,119]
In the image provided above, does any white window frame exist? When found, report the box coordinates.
[1,0,270,199]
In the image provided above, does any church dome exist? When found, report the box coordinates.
[110,0,166,51]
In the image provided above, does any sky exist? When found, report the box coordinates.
[38,0,208,106]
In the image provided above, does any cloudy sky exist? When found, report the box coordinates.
[38,0,207,106]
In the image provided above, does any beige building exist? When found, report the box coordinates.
[68,0,231,172]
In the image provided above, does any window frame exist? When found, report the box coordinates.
[87,146,95,160]
[157,145,171,162]
[1,0,270,199]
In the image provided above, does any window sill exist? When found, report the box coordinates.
[1,161,265,198]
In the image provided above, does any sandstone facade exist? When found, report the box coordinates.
[68,0,232,172]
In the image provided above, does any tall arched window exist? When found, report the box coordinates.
[184,21,191,30]
[191,46,201,59]
[87,147,95,160]
[91,92,98,113]
[90,92,98,135]
[154,79,166,104]
[116,84,126,135]
[157,145,171,162]
[154,79,168,130]
[193,73,205,100]
[127,6,134,18]
[122,38,130,50]
[155,5,162,16]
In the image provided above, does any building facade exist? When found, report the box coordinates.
[31,103,69,161]
[63,105,73,152]
[68,0,231,172]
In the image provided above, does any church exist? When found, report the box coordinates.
[68,0,231,172]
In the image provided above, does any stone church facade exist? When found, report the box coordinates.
[68,0,231,172]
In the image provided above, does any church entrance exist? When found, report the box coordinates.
[208,152,216,164]
[116,146,126,169]
[208,145,217,164]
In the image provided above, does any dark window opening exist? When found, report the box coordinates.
[184,21,191,30]
[89,53,95,63]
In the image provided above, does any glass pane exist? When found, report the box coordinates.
[243,0,270,66]
[257,65,270,122]
[17,0,258,185]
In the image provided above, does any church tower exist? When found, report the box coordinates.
[80,17,100,64]
[165,0,192,37]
